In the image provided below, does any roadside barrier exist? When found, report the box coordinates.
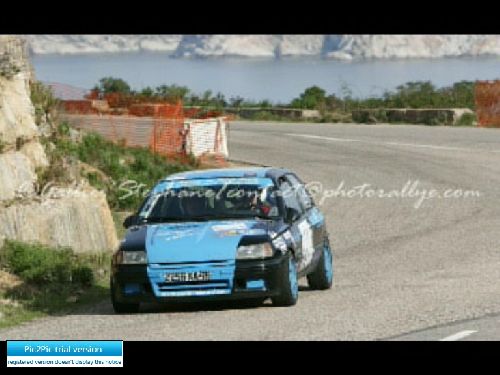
[475,80,500,128]
[60,100,229,166]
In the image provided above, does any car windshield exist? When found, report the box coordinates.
[138,178,281,222]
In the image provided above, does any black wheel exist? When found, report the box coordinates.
[307,237,334,290]
[271,254,299,307]
[111,279,140,314]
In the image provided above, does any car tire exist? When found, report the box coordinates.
[271,254,299,307]
[307,237,333,290]
[111,279,140,314]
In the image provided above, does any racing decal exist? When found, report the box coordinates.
[298,220,314,270]
[288,226,301,251]
[308,207,325,227]
[272,235,288,253]
[152,223,200,242]
[145,220,272,264]
[211,222,249,237]
[246,228,268,236]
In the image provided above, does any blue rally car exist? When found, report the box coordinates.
[110,167,333,313]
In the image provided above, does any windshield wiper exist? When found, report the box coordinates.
[142,215,216,223]
[142,214,275,223]
[213,214,275,221]
[141,216,189,223]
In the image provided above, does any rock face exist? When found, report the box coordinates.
[0,187,118,253]
[0,66,38,145]
[0,152,37,201]
[23,35,500,60]
[0,36,118,253]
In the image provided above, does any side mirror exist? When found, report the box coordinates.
[285,207,300,223]
[123,215,138,229]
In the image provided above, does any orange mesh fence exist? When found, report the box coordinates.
[59,98,229,167]
[183,107,202,118]
[475,80,500,128]
[61,100,98,114]
[149,101,186,156]
[104,93,133,109]
[61,113,153,148]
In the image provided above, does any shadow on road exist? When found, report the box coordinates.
[39,282,318,318]
[72,298,274,316]
[71,286,317,316]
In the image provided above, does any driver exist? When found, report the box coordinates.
[182,196,206,217]
[251,188,275,216]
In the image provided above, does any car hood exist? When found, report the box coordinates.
[143,219,282,264]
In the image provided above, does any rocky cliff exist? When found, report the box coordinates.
[24,35,500,60]
[0,36,118,253]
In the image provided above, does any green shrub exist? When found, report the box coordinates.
[455,112,476,126]
[424,112,449,126]
[53,131,197,210]
[57,121,71,137]
[96,77,131,94]
[2,241,73,284]
[0,240,98,287]
[71,265,94,287]
[0,54,21,79]
[30,81,59,126]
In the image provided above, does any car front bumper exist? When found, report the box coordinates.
[111,255,288,304]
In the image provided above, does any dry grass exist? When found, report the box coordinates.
[0,269,23,291]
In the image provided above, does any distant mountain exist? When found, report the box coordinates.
[45,82,89,100]
[23,35,500,60]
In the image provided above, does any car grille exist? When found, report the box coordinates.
[148,261,235,297]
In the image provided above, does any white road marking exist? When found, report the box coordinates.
[439,330,477,341]
[286,133,500,154]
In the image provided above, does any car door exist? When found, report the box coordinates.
[284,173,325,273]
[279,177,304,272]
[278,176,310,274]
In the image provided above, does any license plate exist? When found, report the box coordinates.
[164,271,211,283]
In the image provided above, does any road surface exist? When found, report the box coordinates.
[1,121,500,340]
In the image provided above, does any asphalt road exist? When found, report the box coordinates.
[2,121,500,340]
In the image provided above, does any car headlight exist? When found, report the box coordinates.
[236,243,273,260]
[116,250,147,265]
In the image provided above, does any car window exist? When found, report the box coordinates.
[279,179,304,216]
[138,180,281,221]
[286,174,314,211]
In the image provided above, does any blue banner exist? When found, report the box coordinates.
[7,341,123,357]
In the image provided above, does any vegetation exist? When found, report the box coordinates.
[1,240,94,286]
[89,77,477,124]
[0,54,21,78]
[290,86,327,110]
[0,240,111,329]
[51,128,197,210]
[353,81,474,110]
[239,110,303,122]
[94,77,131,94]
[31,81,59,126]
[92,77,227,108]
[455,112,476,126]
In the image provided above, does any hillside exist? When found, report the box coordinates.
[0,35,118,253]
[24,35,500,60]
